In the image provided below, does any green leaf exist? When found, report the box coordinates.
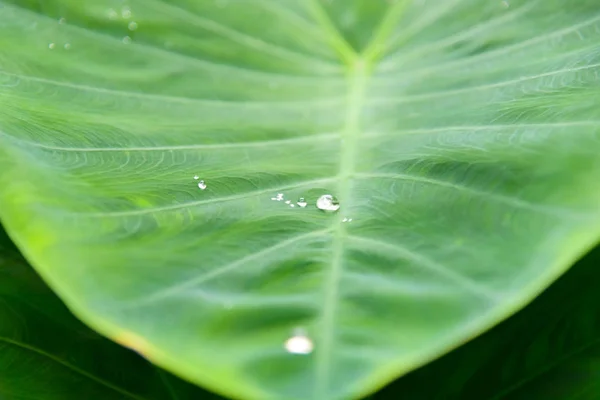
[0,227,216,400]
[0,1,599,399]
[376,243,600,400]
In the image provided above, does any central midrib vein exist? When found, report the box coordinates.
[316,58,370,398]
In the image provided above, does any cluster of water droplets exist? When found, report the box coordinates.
[107,5,138,44]
[48,17,71,50]
[270,194,342,212]
[270,193,307,208]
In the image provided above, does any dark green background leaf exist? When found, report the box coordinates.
[0,227,215,400]
[377,243,600,400]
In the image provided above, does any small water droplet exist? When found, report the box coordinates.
[297,197,307,208]
[193,175,199,180]
[276,193,284,201]
[58,17,66,24]
[342,217,353,223]
[64,43,71,50]
[122,7,132,19]
[285,333,313,355]
[48,42,55,49]
[107,8,118,20]
[316,194,340,212]
[198,180,207,190]
[128,21,138,31]
[122,36,132,44]
[270,197,277,201]
[290,204,295,208]
[285,200,291,204]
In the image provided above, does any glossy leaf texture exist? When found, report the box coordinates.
[377,243,600,400]
[1,1,600,399]
[0,227,216,400]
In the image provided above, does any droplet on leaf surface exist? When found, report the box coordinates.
[198,180,207,190]
[297,197,307,208]
[284,333,313,355]
[316,194,340,212]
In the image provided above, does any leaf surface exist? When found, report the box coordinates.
[1,1,600,399]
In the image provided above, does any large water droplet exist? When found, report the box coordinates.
[198,180,207,190]
[297,197,307,208]
[316,194,340,212]
[128,21,138,31]
[284,333,313,355]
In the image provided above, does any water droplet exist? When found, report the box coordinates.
[284,333,313,355]
[297,198,307,208]
[290,204,295,208]
[342,217,353,223]
[58,17,66,24]
[270,197,277,201]
[501,0,509,7]
[122,36,132,44]
[276,193,284,201]
[64,43,71,50]
[285,200,291,204]
[128,21,138,31]
[122,7,132,19]
[316,194,340,212]
[48,42,55,49]
[107,8,118,20]
[193,175,199,180]
[198,180,207,190]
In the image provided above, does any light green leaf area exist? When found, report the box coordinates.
[0,1,599,399]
